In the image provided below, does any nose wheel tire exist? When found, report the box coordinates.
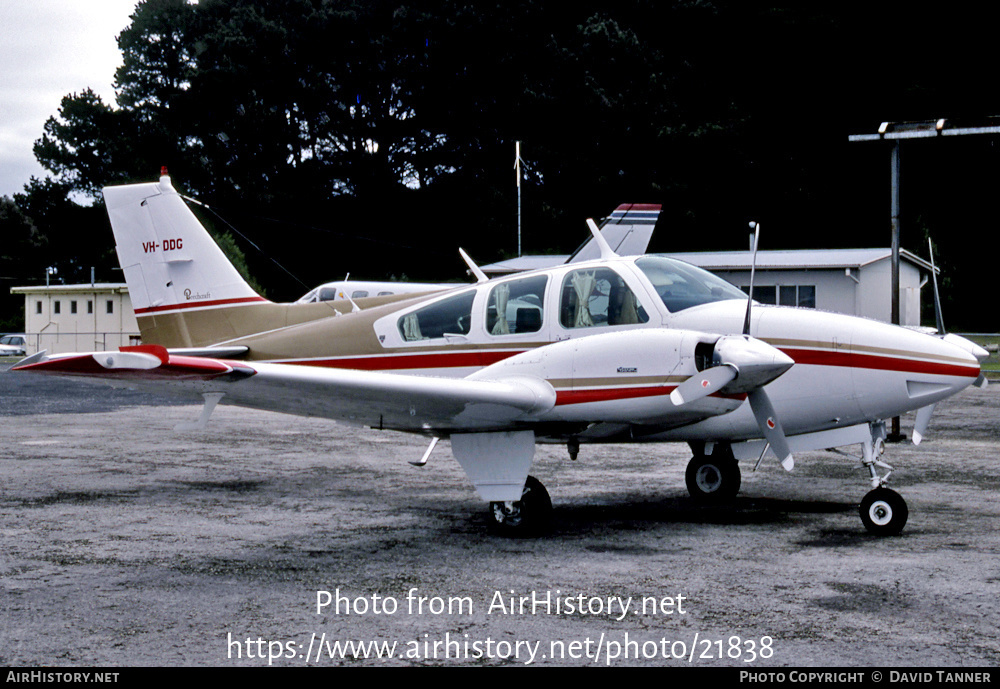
[489,475,552,536]
[685,453,741,501]
[859,487,908,536]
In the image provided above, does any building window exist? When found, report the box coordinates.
[54,301,61,314]
[70,300,78,314]
[107,300,114,314]
[36,301,42,314]
[87,300,93,314]
[797,286,816,308]
[741,284,815,308]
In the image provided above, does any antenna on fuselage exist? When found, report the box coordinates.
[459,248,489,283]
[742,221,760,336]
[927,237,945,335]
[586,218,618,260]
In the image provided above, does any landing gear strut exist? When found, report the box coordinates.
[857,421,908,535]
[489,475,552,536]
[685,447,741,501]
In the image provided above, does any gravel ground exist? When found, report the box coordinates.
[1,363,998,667]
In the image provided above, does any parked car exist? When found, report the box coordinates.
[0,334,27,356]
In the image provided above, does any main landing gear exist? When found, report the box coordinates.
[685,447,741,501]
[489,475,552,536]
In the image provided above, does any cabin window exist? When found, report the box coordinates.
[486,275,547,335]
[559,267,648,329]
[636,256,747,313]
[351,290,369,298]
[398,291,476,341]
[318,287,340,302]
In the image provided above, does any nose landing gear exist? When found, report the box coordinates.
[859,487,908,536]
[857,421,908,536]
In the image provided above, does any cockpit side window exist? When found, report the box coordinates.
[634,256,747,313]
[486,275,548,336]
[318,287,340,302]
[398,291,476,341]
[559,267,649,329]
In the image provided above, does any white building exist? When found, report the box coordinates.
[10,283,140,355]
[664,248,935,326]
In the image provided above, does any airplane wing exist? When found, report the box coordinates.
[12,346,557,434]
[13,330,797,503]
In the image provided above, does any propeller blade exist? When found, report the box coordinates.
[912,403,936,445]
[670,364,738,406]
[747,388,794,471]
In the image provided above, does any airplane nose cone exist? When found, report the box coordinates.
[941,333,990,362]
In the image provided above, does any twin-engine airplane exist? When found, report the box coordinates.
[14,173,989,536]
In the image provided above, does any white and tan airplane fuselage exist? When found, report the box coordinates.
[135,253,982,447]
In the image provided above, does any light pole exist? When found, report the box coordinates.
[849,118,1000,439]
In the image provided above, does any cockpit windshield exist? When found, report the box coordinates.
[634,256,747,313]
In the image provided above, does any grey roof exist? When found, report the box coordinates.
[481,255,569,274]
[482,248,937,275]
[11,283,130,294]
[658,248,936,272]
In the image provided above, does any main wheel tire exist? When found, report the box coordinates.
[859,487,908,536]
[685,453,741,501]
[490,475,552,536]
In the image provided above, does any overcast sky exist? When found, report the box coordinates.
[0,0,140,198]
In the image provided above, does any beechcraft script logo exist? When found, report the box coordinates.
[183,289,211,301]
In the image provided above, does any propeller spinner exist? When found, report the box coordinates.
[670,334,796,471]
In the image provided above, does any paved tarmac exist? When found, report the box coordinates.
[1,363,998,667]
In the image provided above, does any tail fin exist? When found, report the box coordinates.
[566,203,660,263]
[103,172,284,348]
[104,172,267,317]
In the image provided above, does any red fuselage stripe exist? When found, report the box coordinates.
[135,296,268,314]
[779,348,979,378]
[556,386,674,406]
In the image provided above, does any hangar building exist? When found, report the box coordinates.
[10,283,140,356]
